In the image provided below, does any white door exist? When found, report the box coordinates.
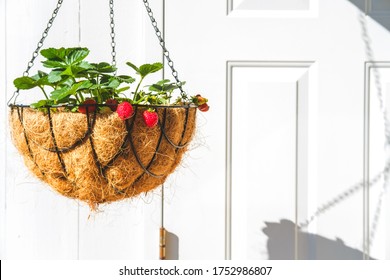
[2,0,390,260]
[162,0,390,259]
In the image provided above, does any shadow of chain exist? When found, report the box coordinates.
[300,13,390,244]
[299,159,390,229]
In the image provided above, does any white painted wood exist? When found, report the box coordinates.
[233,0,310,10]
[0,0,7,260]
[228,0,318,17]
[2,0,390,260]
[1,0,167,260]
[228,62,318,259]
[5,0,81,259]
[142,0,166,260]
[164,0,390,260]
[367,63,390,260]
[76,0,154,260]
[231,64,295,259]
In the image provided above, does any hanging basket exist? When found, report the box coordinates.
[8,0,210,209]
[9,104,196,208]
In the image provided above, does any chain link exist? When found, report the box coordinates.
[8,0,64,105]
[24,0,64,77]
[142,0,187,100]
[109,0,116,67]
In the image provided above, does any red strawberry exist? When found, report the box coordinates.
[78,99,97,114]
[143,109,159,128]
[198,103,209,112]
[105,98,118,111]
[116,101,134,120]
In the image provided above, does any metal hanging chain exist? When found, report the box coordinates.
[109,0,117,67]
[8,0,64,105]
[23,0,64,77]
[142,0,188,100]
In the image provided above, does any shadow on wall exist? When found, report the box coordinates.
[263,219,374,260]
[348,0,390,31]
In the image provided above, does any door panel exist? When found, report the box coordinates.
[164,0,390,259]
[228,62,316,259]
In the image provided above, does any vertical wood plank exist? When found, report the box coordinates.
[5,0,80,259]
[158,0,226,260]
[142,0,165,260]
[0,0,7,259]
[77,0,151,259]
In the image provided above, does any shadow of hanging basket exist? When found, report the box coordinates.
[9,104,197,209]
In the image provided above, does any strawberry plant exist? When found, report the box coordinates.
[13,47,209,119]
[9,0,207,207]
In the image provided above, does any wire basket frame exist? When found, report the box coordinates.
[9,104,197,208]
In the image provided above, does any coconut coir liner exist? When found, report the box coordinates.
[9,106,196,209]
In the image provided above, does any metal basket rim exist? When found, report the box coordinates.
[9,103,197,109]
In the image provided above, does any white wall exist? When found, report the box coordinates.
[1,0,179,260]
[0,0,7,260]
[2,0,390,260]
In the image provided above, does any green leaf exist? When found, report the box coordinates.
[41,48,90,69]
[96,62,111,68]
[107,79,120,89]
[71,64,93,76]
[40,48,66,61]
[117,75,135,84]
[60,77,74,88]
[74,80,93,91]
[96,62,116,73]
[48,71,63,83]
[77,61,93,70]
[162,84,178,91]
[67,48,89,64]
[148,80,184,93]
[90,84,100,90]
[100,90,114,101]
[14,76,37,89]
[126,61,140,73]
[42,60,67,69]
[31,71,48,81]
[64,80,93,97]
[36,71,50,86]
[30,99,52,109]
[116,86,130,93]
[38,70,48,77]
[157,79,171,85]
[149,84,163,92]
[138,62,163,78]
[50,87,71,101]
[61,66,74,77]
[36,76,51,87]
